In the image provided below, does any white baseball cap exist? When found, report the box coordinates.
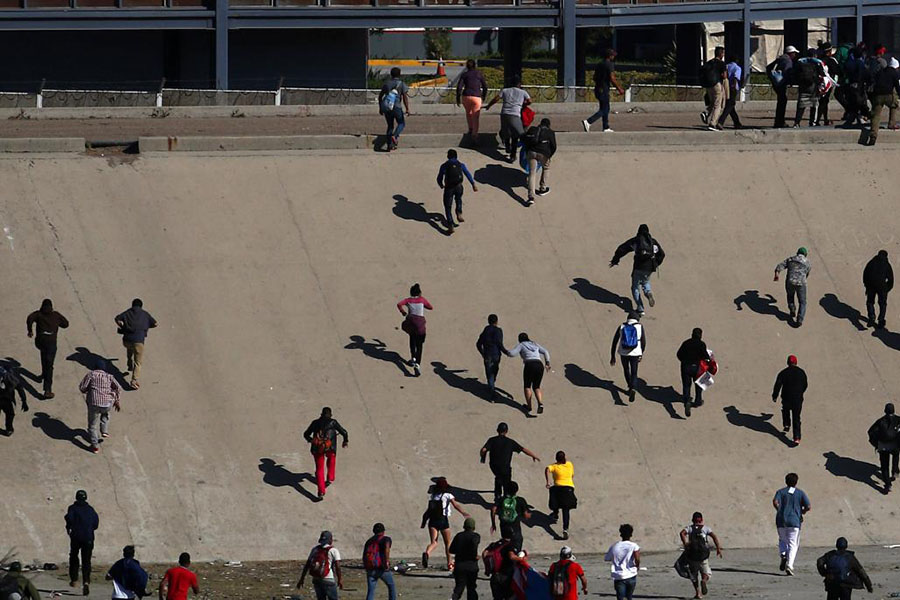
[785,45,799,54]
[890,57,899,69]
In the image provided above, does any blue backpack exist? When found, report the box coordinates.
[621,323,639,350]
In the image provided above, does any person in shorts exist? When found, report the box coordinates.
[505,332,551,416]
[422,477,470,570]
[679,512,722,599]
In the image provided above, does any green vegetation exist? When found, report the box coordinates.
[424,28,453,60]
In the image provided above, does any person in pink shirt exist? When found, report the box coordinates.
[397,283,433,376]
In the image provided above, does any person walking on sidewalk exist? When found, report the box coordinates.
[772,472,811,576]
[457,59,488,140]
[477,314,507,398]
[26,298,69,399]
[700,46,728,131]
[303,407,349,500]
[449,517,480,600]
[159,552,200,600]
[363,523,395,600]
[867,56,900,145]
[523,118,556,205]
[0,365,27,436]
[775,247,811,327]
[114,298,158,390]
[484,76,531,162]
[676,328,709,418]
[679,512,723,600]
[505,332,551,416]
[378,67,410,152]
[793,49,825,127]
[583,49,625,133]
[106,545,149,600]
[863,250,893,329]
[816,538,873,600]
[79,363,121,454]
[610,311,646,403]
[605,524,640,600]
[299,531,343,600]
[548,546,587,600]
[437,149,478,235]
[421,477,471,570]
[397,283,432,376]
[767,46,799,128]
[65,490,99,596]
[481,422,540,500]
[867,402,900,494]
[545,451,577,540]
[717,55,744,129]
[609,224,665,315]
[772,354,808,445]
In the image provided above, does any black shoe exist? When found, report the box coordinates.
[43,391,55,399]
[779,555,787,571]
[561,530,569,540]
[83,584,90,596]
[422,552,429,569]
[537,403,544,414]
[685,403,692,417]
[536,187,550,197]
[693,400,704,407]
[628,389,636,403]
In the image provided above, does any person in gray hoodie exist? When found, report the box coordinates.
[505,333,551,416]
[775,247,811,327]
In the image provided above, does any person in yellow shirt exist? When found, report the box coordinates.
[545,451,577,540]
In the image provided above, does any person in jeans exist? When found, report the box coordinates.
[436,149,478,235]
[610,311,646,403]
[548,546,587,599]
[106,545,149,600]
[867,402,900,494]
[26,298,69,399]
[863,250,893,329]
[505,332,551,416]
[79,362,121,454]
[303,407,349,500]
[816,538,873,599]
[604,524,640,600]
[772,472,811,576]
[676,328,709,418]
[609,224,666,315]
[378,67,410,151]
[583,48,625,132]
[523,118,556,205]
[298,531,343,600]
[397,283,433,376]
[159,552,200,600]
[480,422,540,500]
[457,59,488,139]
[114,298,158,390]
[476,314,507,397]
[793,49,825,127]
[363,523,395,600]
[772,355,808,445]
[449,517,480,600]
[545,451,577,540]
[774,247,811,327]
[65,490,99,596]
[484,76,531,162]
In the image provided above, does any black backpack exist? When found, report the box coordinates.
[522,126,541,151]
[635,234,654,260]
[826,552,858,586]
[444,161,463,187]
[685,525,710,561]
[550,561,570,598]
[0,576,21,600]
[700,60,721,88]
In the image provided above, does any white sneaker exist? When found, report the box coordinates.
[582,119,590,132]
[603,128,614,133]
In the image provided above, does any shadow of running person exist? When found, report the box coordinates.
[636,382,684,420]
[473,164,528,206]
[569,278,633,312]
[564,363,625,406]
[872,327,900,351]
[733,290,791,323]
[431,361,522,413]
[433,477,494,511]
[819,293,866,331]
[66,347,131,391]
[257,458,320,503]
[0,357,44,401]
[822,451,883,493]
[31,412,92,452]
[722,405,793,447]
[392,194,449,236]
[345,335,411,377]
[525,509,565,541]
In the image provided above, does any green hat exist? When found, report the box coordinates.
[463,517,476,531]
[797,247,808,256]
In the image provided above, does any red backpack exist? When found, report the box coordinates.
[311,430,334,456]
[363,536,385,571]
[308,545,332,579]
[482,540,510,576]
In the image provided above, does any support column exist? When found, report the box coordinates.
[501,29,523,87]
[559,0,576,101]
[675,23,702,85]
[724,21,743,62]
[783,19,808,51]
[856,0,864,43]
[215,0,229,90]
[835,17,856,44]
[576,28,587,87]
[742,0,751,89]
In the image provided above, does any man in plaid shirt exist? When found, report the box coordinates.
[79,363,121,454]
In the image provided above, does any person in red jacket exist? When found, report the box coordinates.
[548,546,588,600]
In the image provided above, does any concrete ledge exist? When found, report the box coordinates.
[0,137,84,152]
[139,135,370,152]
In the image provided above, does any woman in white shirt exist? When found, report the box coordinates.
[604,523,641,600]
[421,477,470,570]
[505,332,551,416]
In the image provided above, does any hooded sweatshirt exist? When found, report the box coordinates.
[611,225,665,273]
[863,253,894,292]
[26,301,69,342]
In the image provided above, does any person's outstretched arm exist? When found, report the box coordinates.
[522,447,540,462]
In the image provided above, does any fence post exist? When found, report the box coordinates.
[624,86,632,103]
[156,78,166,108]
[739,86,746,103]
[36,78,45,109]
[275,76,284,106]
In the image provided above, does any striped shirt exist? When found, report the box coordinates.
[79,370,120,407]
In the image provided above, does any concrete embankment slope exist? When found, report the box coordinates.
[1,147,898,564]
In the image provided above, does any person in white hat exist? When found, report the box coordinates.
[767,45,800,128]
[868,56,900,145]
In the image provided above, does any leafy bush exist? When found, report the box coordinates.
[424,28,452,60]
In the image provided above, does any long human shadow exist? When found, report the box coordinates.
[432,477,494,511]
[714,566,782,577]
[564,363,625,405]
[473,164,528,205]
[722,405,793,447]
[733,290,791,322]
[525,509,563,541]
[569,278,633,312]
[31,412,92,452]
[431,361,522,412]
[872,327,900,351]
[823,451,883,493]
[0,358,43,400]
[820,293,866,331]
[345,335,411,376]
[392,194,448,236]
[66,346,131,391]
[637,382,684,420]
[258,458,320,503]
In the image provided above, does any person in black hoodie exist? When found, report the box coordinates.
[65,489,99,596]
[772,355,808,445]
[106,545,149,599]
[303,407,349,500]
[476,314,507,397]
[863,250,894,328]
[0,365,27,436]
[676,328,709,418]
[868,403,900,493]
[26,298,69,399]
[867,56,900,145]
[816,537,873,598]
[523,118,557,205]
[609,224,666,315]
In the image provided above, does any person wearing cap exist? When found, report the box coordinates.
[604,524,640,600]
[548,546,587,600]
[775,247,811,327]
[816,537,873,599]
[363,523,394,600]
[505,333,551,416]
[610,311,646,403]
[448,517,480,600]
[26,298,69,399]
[106,545,149,599]
[867,403,900,493]
[866,56,900,145]
[159,552,199,600]
[114,298,158,390]
[422,477,470,570]
[0,562,41,600]
[817,43,840,126]
[863,250,893,329]
[767,45,800,128]
[609,224,666,316]
[772,355,808,445]
[481,423,540,500]
[299,531,342,600]
[772,472,811,576]
[65,490,99,596]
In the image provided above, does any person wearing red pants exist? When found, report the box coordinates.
[303,407,349,500]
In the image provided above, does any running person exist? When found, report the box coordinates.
[397,283,433,376]
[476,314,507,397]
[505,333,550,416]
[436,149,478,235]
[378,67,411,152]
[545,451,577,540]
[421,477,470,570]
[610,311,646,403]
